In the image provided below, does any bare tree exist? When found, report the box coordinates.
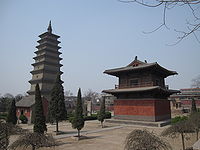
[0,93,14,112]
[189,112,200,141]
[3,93,14,99]
[119,0,200,44]
[65,90,73,96]
[9,132,56,150]
[191,75,200,88]
[84,89,99,115]
[125,129,172,150]
[161,120,192,150]
[0,121,26,150]
[84,89,99,103]
[15,94,23,102]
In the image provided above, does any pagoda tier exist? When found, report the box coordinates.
[27,21,63,101]
[103,56,179,122]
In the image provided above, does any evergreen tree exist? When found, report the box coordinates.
[33,84,47,134]
[72,88,84,138]
[48,75,67,132]
[98,97,106,128]
[6,99,17,125]
[191,98,197,113]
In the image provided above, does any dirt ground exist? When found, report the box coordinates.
[10,120,196,150]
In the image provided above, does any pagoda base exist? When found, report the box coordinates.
[106,118,171,127]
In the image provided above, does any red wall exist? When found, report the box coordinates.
[114,99,171,117]
[154,100,171,116]
[16,107,31,119]
[181,100,200,106]
[114,99,155,116]
[92,105,114,112]
[16,97,49,123]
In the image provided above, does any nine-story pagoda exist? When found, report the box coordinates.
[103,56,179,124]
[16,22,63,123]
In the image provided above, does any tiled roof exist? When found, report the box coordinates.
[104,61,177,77]
[16,96,35,107]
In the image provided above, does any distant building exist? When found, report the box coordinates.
[16,22,63,123]
[91,94,115,113]
[103,56,179,122]
[170,88,200,111]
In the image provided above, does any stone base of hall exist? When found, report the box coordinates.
[106,118,171,127]
[113,99,171,122]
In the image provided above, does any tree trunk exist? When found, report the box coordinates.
[197,130,199,141]
[181,133,185,150]
[56,120,59,133]
[32,145,35,150]
[78,130,80,139]
[101,121,103,128]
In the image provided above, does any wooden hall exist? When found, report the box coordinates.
[103,56,179,123]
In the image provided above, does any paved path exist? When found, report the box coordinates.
[54,125,124,139]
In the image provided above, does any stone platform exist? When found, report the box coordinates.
[106,119,171,127]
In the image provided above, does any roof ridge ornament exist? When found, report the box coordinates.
[135,56,138,61]
[47,20,52,33]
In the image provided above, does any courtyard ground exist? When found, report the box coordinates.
[10,120,196,150]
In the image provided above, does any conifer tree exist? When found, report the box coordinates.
[6,99,17,125]
[48,75,67,132]
[191,98,197,113]
[33,84,47,134]
[72,88,84,138]
[98,97,106,128]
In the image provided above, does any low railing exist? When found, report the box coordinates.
[115,82,154,89]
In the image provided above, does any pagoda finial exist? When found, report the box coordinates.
[135,56,138,61]
[47,20,52,33]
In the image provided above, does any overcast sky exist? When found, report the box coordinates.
[0,0,199,96]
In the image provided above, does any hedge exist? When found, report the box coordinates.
[0,113,7,120]
[68,111,112,122]
[171,116,188,124]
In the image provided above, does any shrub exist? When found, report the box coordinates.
[19,115,28,124]
[69,114,98,122]
[105,112,111,119]
[171,116,188,124]
[68,116,74,123]
[125,129,171,150]
[0,113,7,120]
[84,114,97,121]
[69,112,112,122]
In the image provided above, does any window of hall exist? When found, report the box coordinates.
[130,79,139,87]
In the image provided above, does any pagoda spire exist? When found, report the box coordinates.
[47,20,52,33]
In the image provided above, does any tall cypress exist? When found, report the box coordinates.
[33,84,47,134]
[191,98,197,113]
[72,88,85,138]
[6,99,17,125]
[48,75,67,132]
[98,97,106,128]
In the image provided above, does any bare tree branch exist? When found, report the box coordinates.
[118,0,200,44]
[125,129,172,150]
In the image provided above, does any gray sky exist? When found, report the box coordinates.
[0,0,199,96]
